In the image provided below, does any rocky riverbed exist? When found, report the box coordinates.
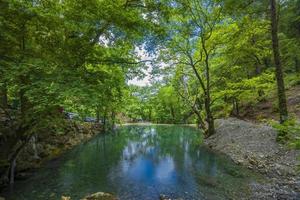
[205,118,300,200]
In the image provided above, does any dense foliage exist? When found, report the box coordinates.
[0,0,165,185]
[125,0,299,133]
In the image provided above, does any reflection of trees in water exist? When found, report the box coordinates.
[120,126,200,164]
[21,125,255,199]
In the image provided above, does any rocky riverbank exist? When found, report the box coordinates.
[205,118,300,199]
[0,121,103,188]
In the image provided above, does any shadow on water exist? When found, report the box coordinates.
[2,125,263,200]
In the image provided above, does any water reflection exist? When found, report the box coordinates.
[3,125,260,200]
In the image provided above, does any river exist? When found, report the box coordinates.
[3,125,262,199]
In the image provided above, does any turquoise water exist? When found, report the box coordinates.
[3,125,260,199]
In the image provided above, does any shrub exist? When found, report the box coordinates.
[270,118,300,148]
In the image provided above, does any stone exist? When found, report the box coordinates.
[236,159,244,165]
[160,194,172,200]
[248,157,257,166]
[159,194,183,200]
[81,192,117,200]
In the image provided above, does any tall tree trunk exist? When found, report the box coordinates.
[270,0,288,123]
[202,38,215,137]
[204,98,214,137]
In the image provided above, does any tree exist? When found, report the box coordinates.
[0,0,163,185]
[270,0,288,123]
[156,0,223,136]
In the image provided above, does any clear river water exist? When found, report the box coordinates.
[3,125,262,199]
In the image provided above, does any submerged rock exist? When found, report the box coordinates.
[81,192,117,200]
[61,192,117,200]
[159,194,183,200]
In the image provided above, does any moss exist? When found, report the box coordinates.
[51,148,62,157]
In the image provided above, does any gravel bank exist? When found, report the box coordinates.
[205,118,300,200]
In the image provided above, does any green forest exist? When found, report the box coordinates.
[0,0,300,199]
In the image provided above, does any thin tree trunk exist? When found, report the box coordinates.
[236,99,239,116]
[0,82,8,109]
[9,158,16,184]
[103,113,107,131]
[254,55,262,75]
[270,0,288,123]
[8,139,29,184]
[20,88,25,118]
[194,110,206,131]
[170,105,175,123]
[19,75,30,119]
[295,57,299,73]
[264,57,271,68]
[31,135,39,160]
[111,111,116,130]
[148,109,152,121]
[232,98,240,116]
[96,106,100,123]
[255,63,261,76]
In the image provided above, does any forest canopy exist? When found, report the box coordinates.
[1,0,299,131]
